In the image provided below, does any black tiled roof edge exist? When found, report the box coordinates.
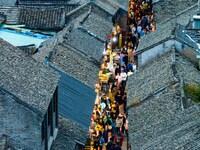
[17,0,71,4]
[17,3,79,6]
[136,37,172,55]
[137,24,199,55]
[18,7,65,30]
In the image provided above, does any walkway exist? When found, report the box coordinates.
[85,0,155,149]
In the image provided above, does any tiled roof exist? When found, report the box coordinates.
[137,21,172,53]
[0,0,17,6]
[17,0,88,5]
[0,6,20,24]
[0,89,43,148]
[154,0,197,24]
[17,4,80,15]
[0,38,60,116]
[51,117,87,150]
[64,27,104,61]
[81,5,113,41]
[111,0,128,10]
[128,50,200,104]
[137,4,198,53]
[64,3,114,60]
[50,44,99,89]
[128,52,174,101]
[127,50,200,149]
[93,0,119,16]
[17,0,71,4]
[18,7,65,30]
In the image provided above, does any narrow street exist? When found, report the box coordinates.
[85,0,155,149]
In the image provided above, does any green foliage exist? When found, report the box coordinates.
[183,83,200,103]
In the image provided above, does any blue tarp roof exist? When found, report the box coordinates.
[50,65,96,128]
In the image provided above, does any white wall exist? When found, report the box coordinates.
[139,40,183,67]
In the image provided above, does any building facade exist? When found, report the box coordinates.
[0,38,60,150]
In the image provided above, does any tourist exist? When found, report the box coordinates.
[120,70,127,89]
[127,61,134,72]
[115,115,123,134]
[114,131,124,147]
[106,136,115,150]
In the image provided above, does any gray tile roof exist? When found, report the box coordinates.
[109,0,128,10]
[81,7,113,41]
[137,21,172,53]
[67,0,87,5]
[128,52,174,101]
[50,44,99,89]
[51,117,87,150]
[33,24,98,127]
[127,50,200,149]
[128,51,200,104]
[0,89,43,148]
[129,97,200,150]
[18,7,65,30]
[0,6,20,24]
[154,0,198,24]
[93,0,119,16]
[17,4,80,15]
[175,52,200,85]
[93,0,128,16]
[65,3,90,24]
[0,0,17,6]
[64,27,104,61]
[63,3,115,61]
[17,0,71,4]
[0,38,60,116]
[66,2,113,40]
[137,4,198,53]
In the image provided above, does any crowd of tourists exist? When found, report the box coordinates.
[88,0,155,150]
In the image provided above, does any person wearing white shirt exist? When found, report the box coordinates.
[116,72,122,86]
[120,70,127,88]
